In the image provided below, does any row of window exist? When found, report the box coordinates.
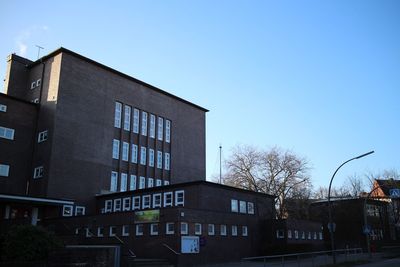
[112,140,170,170]
[62,205,86,217]
[231,199,255,215]
[30,79,41,89]
[104,190,184,212]
[114,102,171,142]
[110,172,170,192]
[80,223,248,238]
[276,229,323,240]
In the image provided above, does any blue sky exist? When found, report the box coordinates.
[1,0,399,189]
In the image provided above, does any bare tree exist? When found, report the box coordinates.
[223,145,310,219]
[345,174,366,197]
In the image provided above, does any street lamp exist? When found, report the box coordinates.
[327,151,374,264]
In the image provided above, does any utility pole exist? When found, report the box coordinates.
[219,145,222,184]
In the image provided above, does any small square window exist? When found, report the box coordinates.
[33,166,44,179]
[75,206,85,216]
[122,225,130,236]
[164,192,173,207]
[232,225,238,236]
[153,194,162,208]
[208,224,215,236]
[113,199,122,212]
[37,130,48,143]
[97,227,104,237]
[166,222,175,235]
[85,228,93,238]
[0,104,7,112]
[150,223,159,235]
[0,164,10,177]
[105,200,112,213]
[287,230,292,239]
[242,226,248,236]
[136,224,143,236]
[36,79,41,87]
[31,81,36,89]
[220,225,227,236]
[142,195,151,209]
[109,226,117,236]
[195,223,202,235]
[123,197,131,211]
[181,222,188,235]
[62,205,73,217]
[276,229,285,239]
[132,196,141,210]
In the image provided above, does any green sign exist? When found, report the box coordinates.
[134,210,160,223]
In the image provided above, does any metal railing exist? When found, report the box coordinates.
[163,243,181,255]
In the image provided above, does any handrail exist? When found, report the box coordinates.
[163,243,181,255]
[113,235,136,258]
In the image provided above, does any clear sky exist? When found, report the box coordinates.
[1,0,399,190]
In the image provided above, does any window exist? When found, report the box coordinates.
[97,227,104,237]
[112,139,120,159]
[294,230,299,239]
[140,147,147,165]
[308,231,311,240]
[220,225,227,236]
[120,173,127,192]
[105,200,112,213]
[276,229,285,239]
[123,197,131,211]
[122,142,129,161]
[239,201,247,214]
[113,199,122,212]
[181,222,188,235]
[175,190,185,206]
[166,222,175,235]
[142,195,151,209]
[165,120,171,143]
[124,105,131,131]
[37,130,48,143]
[75,206,85,216]
[139,176,146,189]
[150,114,156,138]
[131,144,138,163]
[164,180,170,186]
[0,104,6,112]
[114,102,122,128]
[157,151,162,169]
[247,202,255,214]
[36,79,41,87]
[232,225,238,236]
[130,175,137,190]
[0,164,10,177]
[164,192,173,207]
[33,166,44,178]
[149,149,155,167]
[195,223,202,235]
[122,225,130,236]
[62,205,73,217]
[110,171,118,192]
[109,226,117,237]
[156,179,162,187]
[133,108,139,133]
[148,177,154,188]
[150,223,159,235]
[157,117,163,141]
[0,126,15,140]
[287,230,292,239]
[31,81,36,89]
[153,193,162,208]
[302,231,305,240]
[33,98,39,104]
[208,224,215,236]
[136,224,143,236]
[164,153,170,170]
[132,196,141,210]
[85,228,93,237]
[319,232,323,240]
[242,226,248,236]
[141,111,147,136]
[231,199,238,212]
[314,232,317,240]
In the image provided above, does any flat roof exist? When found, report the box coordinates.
[0,194,74,206]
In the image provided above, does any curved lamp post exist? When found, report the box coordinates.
[327,151,374,264]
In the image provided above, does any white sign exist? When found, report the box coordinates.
[181,236,200,254]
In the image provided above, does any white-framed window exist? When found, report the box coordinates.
[0,126,15,140]
[165,119,171,143]
[109,226,117,237]
[148,177,154,188]
[136,224,143,236]
[140,147,147,165]
[242,226,248,236]
[150,223,159,235]
[276,229,285,239]
[153,193,162,208]
[132,196,141,210]
[220,225,227,236]
[133,108,139,133]
[62,205,73,217]
[294,230,299,239]
[319,232,323,240]
[181,222,188,235]
[110,171,118,192]
[166,222,175,235]
[120,173,127,192]
[124,105,131,131]
[139,176,146,189]
[314,232,317,240]
[157,117,163,141]
[156,179,162,187]
[308,231,311,240]
[0,164,10,177]
[195,223,202,235]
[114,102,122,128]
[33,166,44,178]
[247,202,255,214]
[164,152,170,170]
[97,227,104,237]
[131,144,138,163]
[150,114,156,138]
[112,139,120,159]
[231,199,238,212]
[239,201,247,214]
[0,104,7,112]
[232,225,238,236]
[164,180,170,186]
[130,175,137,190]
[113,199,122,212]
[75,206,85,216]
[149,149,155,167]
[208,224,215,236]
[31,81,36,89]
[36,79,41,87]
[122,142,129,161]
[123,197,131,211]
[141,111,147,136]
[142,195,151,209]
[287,230,292,239]
[175,190,185,206]
[105,200,112,213]
[37,130,48,143]
[157,151,162,169]
[164,192,173,207]
[85,228,93,238]
[122,225,130,236]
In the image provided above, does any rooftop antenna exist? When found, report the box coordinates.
[219,144,222,184]
[35,45,44,59]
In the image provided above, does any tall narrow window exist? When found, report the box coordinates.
[181,222,188,235]
[122,142,129,161]
[148,177,154,188]
[0,126,15,140]
[142,195,151,209]
[153,193,162,208]
[112,139,120,159]
[157,151,163,169]
[136,224,143,236]
[120,173,127,192]
[231,199,238,212]
[242,226,248,236]
[131,144,138,163]
[130,175,137,190]
[232,225,238,236]
[195,223,202,235]
[208,224,215,236]
[139,176,146,189]
[132,196,141,210]
[0,164,10,177]
[157,117,163,141]
[165,120,171,143]
[175,190,185,206]
[133,108,139,133]
[113,199,121,212]
[156,179,162,187]
[124,105,131,131]
[114,102,122,128]
[150,114,156,138]
[220,225,227,236]
[149,149,155,167]
[123,198,131,211]
[140,147,147,165]
[141,111,148,136]
[239,201,247,214]
[164,152,170,170]
[164,192,173,207]
[110,171,118,192]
